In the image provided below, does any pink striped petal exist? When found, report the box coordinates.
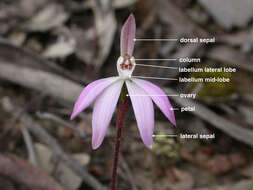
[92,80,124,149]
[120,14,136,56]
[132,79,176,126]
[70,77,119,120]
[126,80,154,148]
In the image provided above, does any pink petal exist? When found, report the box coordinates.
[70,77,119,120]
[126,80,154,148]
[120,14,136,56]
[132,79,176,126]
[92,80,124,149]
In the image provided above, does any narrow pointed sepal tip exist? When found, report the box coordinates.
[128,13,135,20]
[92,144,99,150]
[92,141,101,150]
[144,138,153,149]
[125,14,136,31]
[70,113,76,120]
[172,119,177,126]
[143,141,153,149]
[170,116,176,126]
[121,13,136,56]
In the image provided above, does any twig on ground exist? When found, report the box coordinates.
[0,154,65,190]
[119,153,138,190]
[36,111,87,138]
[207,45,253,73]
[241,94,253,104]
[2,97,107,190]
[0,62,82,103]
[1,93,45,140]
[36,111,116,139]
[21,127,38,167]
[155,0,208,37]
[0,38,91,84]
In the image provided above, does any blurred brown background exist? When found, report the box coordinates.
[0,0,253,190]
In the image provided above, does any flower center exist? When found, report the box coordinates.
[117,54,136,79]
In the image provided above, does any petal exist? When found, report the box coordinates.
[126,80,154,148]
[120,14,136,56]
[92,80,124,149]
[71,77,119,120]
[132,79,176,126]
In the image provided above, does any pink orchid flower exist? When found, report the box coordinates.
[71,14,176,149]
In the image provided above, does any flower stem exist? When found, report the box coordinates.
[111,97,129,190]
